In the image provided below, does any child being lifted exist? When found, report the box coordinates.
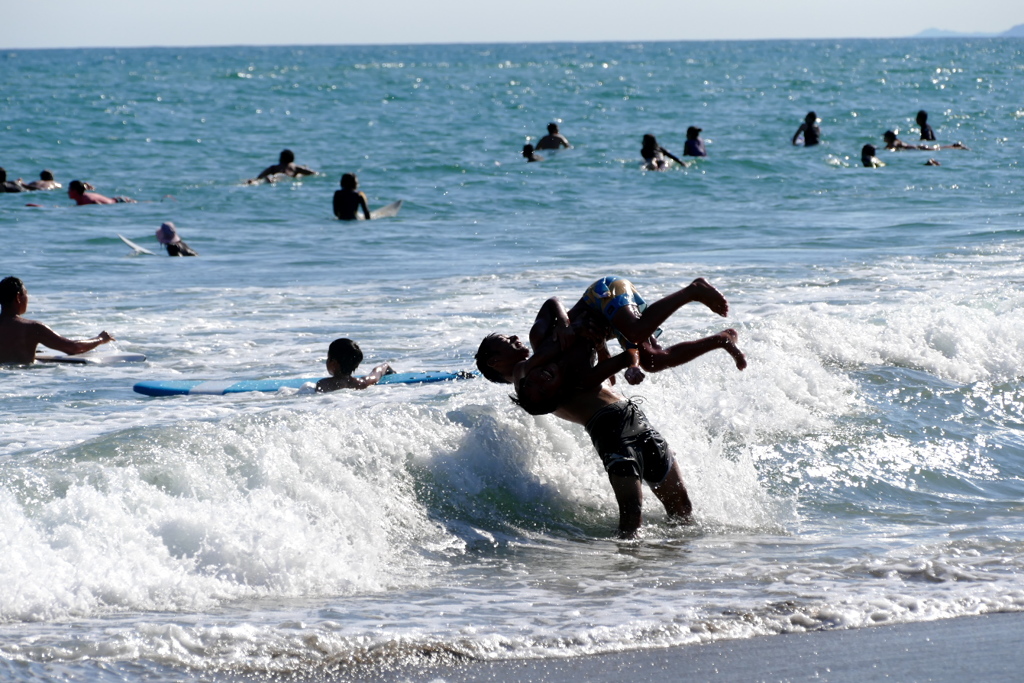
[475,276,746,390]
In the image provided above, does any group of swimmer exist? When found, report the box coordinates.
[243,149,373,221]
[2,149,376,258]
[791,109,968,168]
[520,110,968,169]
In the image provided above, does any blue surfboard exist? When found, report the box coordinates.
[133,370,473,397]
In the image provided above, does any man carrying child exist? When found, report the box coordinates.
[475,276,746,538]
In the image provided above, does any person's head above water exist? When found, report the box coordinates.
[39,170,54,181]
[155,222,181,245]
[861,144,877,157]
[0,276,26,311]
[642,134,658,149]
[805,111,818,124]
[883,131,898,144]
[686,126,702,140]
[340,173,358,190]
[547,122,559,134]
[475,333,528,384]
[0,168,7,183]
[279,149,295,165]
[327,338,363,376]
[916,110,928,126]
[67,180,86,197]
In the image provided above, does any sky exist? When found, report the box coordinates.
[2,0,1021,49]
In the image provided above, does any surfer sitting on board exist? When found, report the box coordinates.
[641,134,687,170]
[251,149,316,184]
[916,110,936,141]
[316,338,394,392]
[0,276,114,365]
[67,180,136,205]
[333,173,371,220]
[155,222,198,257]
[475,277,745,387]
[683,126,707,157]
[535,122,571,150]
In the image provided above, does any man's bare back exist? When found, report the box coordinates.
[0,277,114,364]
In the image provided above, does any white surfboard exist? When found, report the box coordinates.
[37,352,147,365]
[118,234,156,255]
[356,200,403,220]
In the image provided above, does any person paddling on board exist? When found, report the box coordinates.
[1,168,31,193]
[883,130,967,152]
[0,276,114,365]
[316,338,394,392]
[67,180,136,205]
[792,111,821,147]
[252,149,316,184]
[333,173,371,220]
[25,170,61,191]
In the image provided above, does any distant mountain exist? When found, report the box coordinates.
[914,23,1024,38]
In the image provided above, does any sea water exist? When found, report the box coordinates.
[1,38,1023,680]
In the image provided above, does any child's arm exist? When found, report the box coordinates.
[529,297,572,351]
[351,362,394,389]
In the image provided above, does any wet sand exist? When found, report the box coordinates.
[368,611,1023,682]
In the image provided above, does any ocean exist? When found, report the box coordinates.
[1,37,1023,681]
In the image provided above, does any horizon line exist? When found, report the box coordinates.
[3,33,1020,53]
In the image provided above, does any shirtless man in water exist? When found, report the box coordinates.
[253,149,316,183]
[0,277,114,364]
[67,180,136,205]
[475,278,747,537]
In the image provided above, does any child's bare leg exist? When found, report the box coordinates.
[650,461,694,522]
[639,329,747,372]
[610,278,729,345]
